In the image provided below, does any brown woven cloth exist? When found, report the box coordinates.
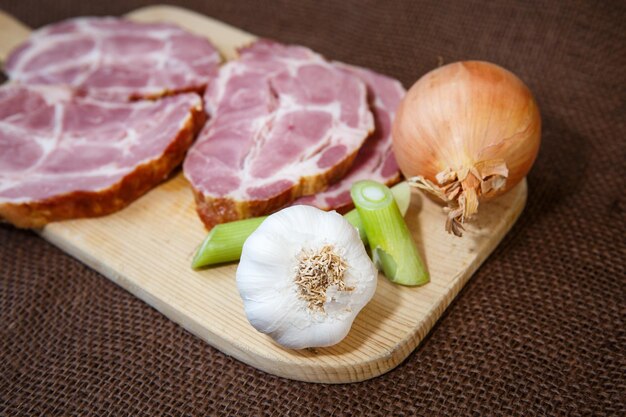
[1,0,625,415]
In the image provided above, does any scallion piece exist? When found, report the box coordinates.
[343,181,410,245]
[350,180,429,286]
[191,182,412,269]
[191,216,266,268]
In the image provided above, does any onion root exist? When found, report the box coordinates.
[408,158,509,236]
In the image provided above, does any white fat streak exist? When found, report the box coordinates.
[154,25,171,73]
[120,128,139,157]
[73,26,103,88]
[239,108,277,173]
[48,102,65,155]
[10,33,95,79]
[35,84,74,103]
[205,60,237,114]
[73,16,187,40]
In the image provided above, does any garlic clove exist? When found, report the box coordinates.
[236,205,378,350]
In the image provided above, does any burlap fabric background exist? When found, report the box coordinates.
[1,0,624,415]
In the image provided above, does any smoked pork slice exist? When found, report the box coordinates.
[294,64,404,212]
[0,84,205,228]
[183,40,374,229]
[5,17,221,101]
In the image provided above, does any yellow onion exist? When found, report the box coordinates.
[392,61,541,236]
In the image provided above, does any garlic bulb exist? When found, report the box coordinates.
[236,205,378,349]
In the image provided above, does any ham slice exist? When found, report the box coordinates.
[183,40,374,229]
[294,63,404,212]
[0,84,205,228]
[5,17,221,101]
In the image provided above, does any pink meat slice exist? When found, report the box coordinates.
[0,83,205,228]
[5,17,221,101]
[183,40,374,228]
[293,63,404,212]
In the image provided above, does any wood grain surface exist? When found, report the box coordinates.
[0,5,527,383]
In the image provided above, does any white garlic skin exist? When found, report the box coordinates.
[236,205,378,349]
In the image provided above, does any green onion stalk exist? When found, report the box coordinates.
[350,180,429,286]
[191,182,411,269]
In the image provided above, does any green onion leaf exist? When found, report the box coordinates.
[350,180,429,286]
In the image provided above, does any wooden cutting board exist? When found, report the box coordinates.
[0,5,527,383]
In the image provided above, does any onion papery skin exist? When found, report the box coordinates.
[392,61,541,235]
